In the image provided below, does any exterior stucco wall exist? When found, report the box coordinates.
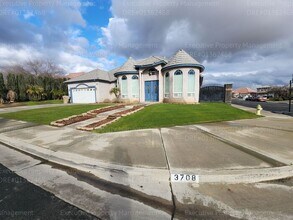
[97,81,116,102]
[68,66,202,104]
[162,67,200,104]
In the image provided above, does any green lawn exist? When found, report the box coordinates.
[0,104,110,125]
[97,103,259,133]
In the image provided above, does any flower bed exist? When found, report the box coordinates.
[50,113,95,127]
[78,105,145,131]
[50,104,125,127]
[87,105,125,115]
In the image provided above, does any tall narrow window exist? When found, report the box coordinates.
[131,75,139,98]
[121,75,128,98]
[164,72,170,98]
[173,70,183,98]
[188,69,195,97]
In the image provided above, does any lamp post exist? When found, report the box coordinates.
[289,74,293,112]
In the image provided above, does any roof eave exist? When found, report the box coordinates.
[64,78,115,84]
[162,63,205,73]
[114,71,138,77]
[134,60,167,69]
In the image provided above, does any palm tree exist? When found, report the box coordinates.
[26,85,45,101]
[110,87,120,99]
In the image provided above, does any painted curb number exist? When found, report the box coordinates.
[171,174,199,183]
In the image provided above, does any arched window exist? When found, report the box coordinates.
[164,72,170,98]
[131,75,139,98]
[173,70,183,98]
[121,75,128,98]
[188,69,195,97]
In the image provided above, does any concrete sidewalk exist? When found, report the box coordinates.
[0,103,70,114]
[0,112,292,219]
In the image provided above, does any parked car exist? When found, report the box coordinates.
[257,96,267,102]
[245,96,255,101]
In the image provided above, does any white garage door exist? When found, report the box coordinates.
[71,88,96,103]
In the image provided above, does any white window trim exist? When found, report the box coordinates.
[121,76,128,98]
[188,69,196,95]
[164,72,170,98]
[131,75,139,98]
[173,70,183,99]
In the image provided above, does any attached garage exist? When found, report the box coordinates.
[65,68,117,103]
[71,86,96,103]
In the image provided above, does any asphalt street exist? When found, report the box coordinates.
[232,99,290,113]
[0,163,98,220]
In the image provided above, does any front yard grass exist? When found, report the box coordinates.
[0,104,110,125]
[97,103,259,133]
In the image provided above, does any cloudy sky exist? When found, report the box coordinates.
[0,0,292,88]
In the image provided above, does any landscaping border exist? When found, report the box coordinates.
[77,105,145,131]
[50,104,125,127]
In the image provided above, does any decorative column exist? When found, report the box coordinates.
[139,69,143,102]
[157,65,164,102]
[224,84,233,104]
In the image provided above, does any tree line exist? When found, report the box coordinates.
[0,60,68,103]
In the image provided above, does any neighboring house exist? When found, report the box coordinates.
[66,72,85,79]
[65,49,205,104]
[257,86,273,97]
[233,87,257,98]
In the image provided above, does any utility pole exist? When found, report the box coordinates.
[289,74,292,112]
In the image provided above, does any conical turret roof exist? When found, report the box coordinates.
[163,49,204,72]
[114,57,138,76]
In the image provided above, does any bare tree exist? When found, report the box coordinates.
[2,64,30,75]
[1,59,65,77]
[26,59,65,76]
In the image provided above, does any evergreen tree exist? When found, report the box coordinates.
[6,73,17,91]
[0,73,6,99]
[17,74,28,101]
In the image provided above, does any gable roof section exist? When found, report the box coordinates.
[162,49,205,72]
[65,68,115,84]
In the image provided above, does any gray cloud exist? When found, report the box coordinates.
[99,0,293,88]
[0,0,102,72]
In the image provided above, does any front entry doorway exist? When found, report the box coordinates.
[145,80,159,102]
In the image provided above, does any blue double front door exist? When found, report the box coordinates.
[145,80,159,102]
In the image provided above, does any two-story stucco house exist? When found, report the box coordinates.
[65,49,205,104]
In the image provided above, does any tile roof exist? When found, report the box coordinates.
[65,68,115,83]
[115,57,137,74]
[233,87,257,94]
[66,72,85,79]
[135,56,168,66]
[65,49,204,84]
[163,49,204,71]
